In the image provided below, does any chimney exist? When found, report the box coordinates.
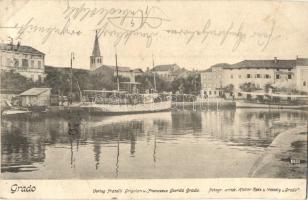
[274,57,278,64]
[16,41,20,51]
[9,37,14,50]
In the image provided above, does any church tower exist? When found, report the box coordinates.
[90,31,103,70]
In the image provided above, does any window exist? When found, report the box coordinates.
[247,74,251,78]
[31,60,34,68]
[256,74,261,78]
[288,74,292,79]
[6,58,13,66]
[288,68,291,71]
[265,74,271,79]
[209,91,212,95]
[22,59,29,67]
[13,58,19,67]
[304,81,307,86]
[230,74,233,79]
[38,60,42,69]
[276,69,279,71]
[276,74,280,79]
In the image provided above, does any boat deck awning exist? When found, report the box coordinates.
[83,90,127,94]
[120,82,141,85]
[235,91,308,98]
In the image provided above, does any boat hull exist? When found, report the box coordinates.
[80,101,172,115]
[236,101,308,109]
[2,110,32,118]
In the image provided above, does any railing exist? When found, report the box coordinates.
[82,94,171,106]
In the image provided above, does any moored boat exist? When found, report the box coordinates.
[235,101,308,109]
[2,109,32,117]
[235,92,308,109]
[77,90,172,115]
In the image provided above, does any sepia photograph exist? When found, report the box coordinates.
[0,0,307,199]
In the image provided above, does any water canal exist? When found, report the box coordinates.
[1,109,307,179]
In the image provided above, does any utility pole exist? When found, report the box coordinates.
[115,50,120,91]
[152,54,157,92]
[70,52,75,104]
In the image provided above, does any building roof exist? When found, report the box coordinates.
[20,88,51,96]
[91,32,101,57]
[132,68,144,73]
[94,65,143,73]
[296,58,308,66]
[113,66,131,72]
[152,63,180,71]
[225,59,296,69]
[200,63,231,72]
[0,43,44,55]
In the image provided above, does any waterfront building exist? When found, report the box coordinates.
[19,87,51,107]
[132,68,144,77]
[223,57,297,91]
[0,42,46,82]
[94,65,144,82]
[200,63,230,97]
[201,57,308,97]
[295,58,308,92]
[151,63,184,82]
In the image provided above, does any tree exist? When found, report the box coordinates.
[264,83,274,93]
[239,82,257,92]
[171,72,200,94]
[223,84,234,93]
[135,75,154,92]
[0,70,35,92]
[135,73,171,92]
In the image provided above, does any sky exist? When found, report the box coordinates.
[1,0,308,70]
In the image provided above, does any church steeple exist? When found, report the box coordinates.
[90,31,103,70]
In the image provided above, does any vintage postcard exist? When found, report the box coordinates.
[0,0,307,199]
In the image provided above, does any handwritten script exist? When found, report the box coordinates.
[164,19,277,51]
[6,2,280,51]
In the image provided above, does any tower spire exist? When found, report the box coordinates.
[92,30,101,57]
[90,30,103,70]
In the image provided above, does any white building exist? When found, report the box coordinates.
[295,58,308,92]
[151,63,184,82]
[223,58,296,91]
[200,63,229,97]
[200,57,308,96]
[0,43,46,82]
[19,88,51,107]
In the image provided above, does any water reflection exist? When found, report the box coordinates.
[1,109,307,178]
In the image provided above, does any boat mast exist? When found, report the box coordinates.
[152,54,157,92]
[70,52,75,102]
[115,49,120,91]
